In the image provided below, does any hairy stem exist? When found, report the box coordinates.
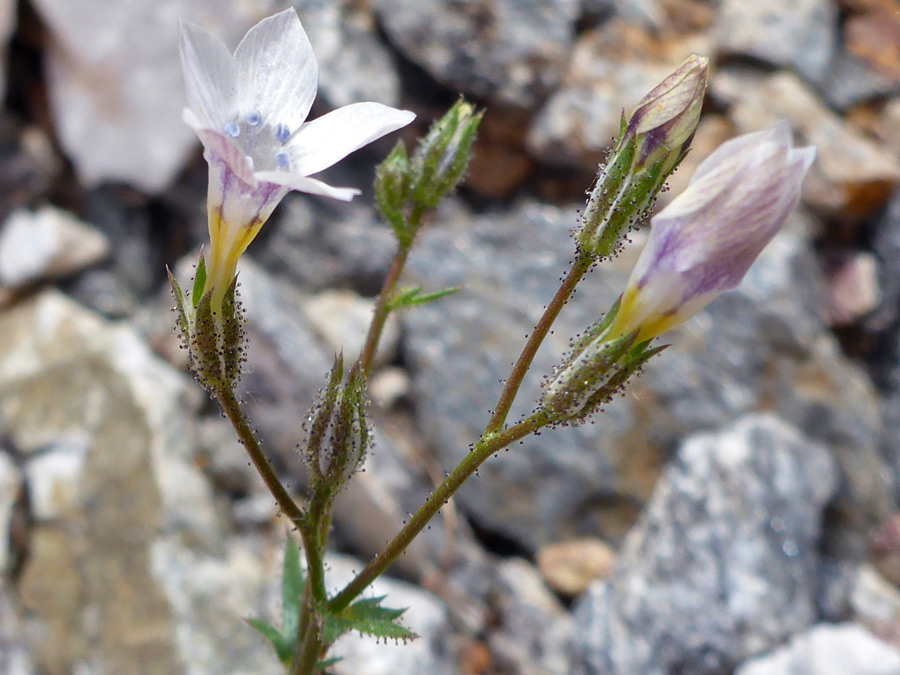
[328,412,549,613]
[215,387,305,527]
[484,253,593,433]
[358,204,426,376]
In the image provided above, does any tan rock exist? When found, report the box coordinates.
[714,70,900,223]
[528,20,711,171]
[536,537,617,596]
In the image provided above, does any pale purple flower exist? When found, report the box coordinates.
[609,121,816,341]
[179,9,415,308]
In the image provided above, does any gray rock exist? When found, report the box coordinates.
[0,453,21,574]
[735,623,900,675]
[712,70,900,223]
[375,0,580,109]
[572,415,838,675]
[252,195,398,295]
[29,0,268,192]
[714,0,838,86]
[64,186,167,318]
[822,51,900,111]
[0,207,109,289]
[403,199,889,555]
[23,438,89,521]
[0,118,61,217]
[294,0,402,109]
[489,558,574,675]
[528,20,709,170]
[149,535,282,675]
[582,0,664,29]
[0,290,281,674]
[0,585,33,675]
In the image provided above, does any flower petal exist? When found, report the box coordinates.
[254,172,361,201]
[286,103,416,177]
[689,121,791,185]
[234,9,318,133]
[179,21,236,131]
[194,125,257,187]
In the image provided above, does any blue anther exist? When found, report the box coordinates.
[275,123,290,144]
[246,110,262,126]
[224,120,240,138]
[275,150,290,168]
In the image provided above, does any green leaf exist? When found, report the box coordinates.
[282,542,306,642]
[386,285,460,312]
[167,266,190,338]
[192,254,207,308]
[247,539,308,667]
[323,595,417,644]
[246,618,294,665]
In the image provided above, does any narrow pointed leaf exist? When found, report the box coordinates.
[192,254,207,308]
[281,542,306,641]
[246,618,293,665]
[387,286,460,311]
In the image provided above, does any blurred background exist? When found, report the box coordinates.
[1,0,900,673]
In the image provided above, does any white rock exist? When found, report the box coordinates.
[150,536,282,675]
[0,207,109,288]
[303,289,400,366]
[29,0,279,192]
[736,623,900,675]
[0,453,21,573]
[851,565,900,626]
[24,438,89,521]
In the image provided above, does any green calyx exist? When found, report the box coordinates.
[169,254,245,393]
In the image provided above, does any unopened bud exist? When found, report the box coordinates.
[578,55,708,259]
[302,361,372,489]
[410,98,482,209]
[375,142,414,246]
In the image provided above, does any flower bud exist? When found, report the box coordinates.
[628,54,708,168]
[302,360,372,489]
[169,254,245,392]
[375,141,414,246]
[607,121,816,343]
[577,55,708,259]
[410,98,482,209]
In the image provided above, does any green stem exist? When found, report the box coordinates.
[328,412,549,613]
[291,583,314,674]
[215,387,305,527]
[484,253,592,433]
[293,616,322,675]
[358,204,426,377]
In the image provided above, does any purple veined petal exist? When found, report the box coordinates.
[285,102,416,177]
[179,21,236,131]
[233,9,318,134]
[193,125,258,187]
[689,121,792,186]
[254,171,361,201]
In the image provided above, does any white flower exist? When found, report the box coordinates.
[609,121,816,342]
[179,9,415,309]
